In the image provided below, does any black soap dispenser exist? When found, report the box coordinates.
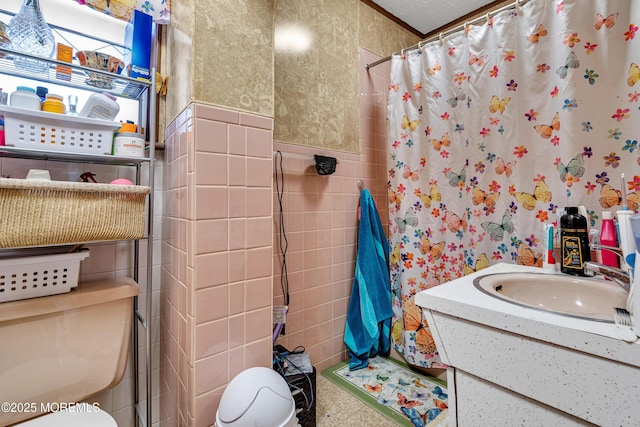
[560,207,591,275]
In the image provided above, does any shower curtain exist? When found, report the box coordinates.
[388,0,640,367]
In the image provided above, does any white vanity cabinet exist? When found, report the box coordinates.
[454,370,591,426]
[416,264,640,427]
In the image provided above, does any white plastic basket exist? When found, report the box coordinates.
[0,250,90,303]
[0,105,120,155]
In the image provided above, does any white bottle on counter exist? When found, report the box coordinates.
[627,213,640,337]
[78,91,120,121]
[617,209,635,275]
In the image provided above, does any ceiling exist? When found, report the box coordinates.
[366,0,504,38]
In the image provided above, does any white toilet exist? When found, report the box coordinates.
[14,407,117,426]
[0,278,139,426]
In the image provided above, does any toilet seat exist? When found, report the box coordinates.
[14,407,117,426]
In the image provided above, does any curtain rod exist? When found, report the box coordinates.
[365,0,530,70]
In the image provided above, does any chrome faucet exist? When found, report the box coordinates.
[583,244,631,292]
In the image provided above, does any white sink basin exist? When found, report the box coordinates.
[473,272,628,322]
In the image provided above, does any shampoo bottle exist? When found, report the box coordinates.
[600,211,619,267]
[560,207,590,275]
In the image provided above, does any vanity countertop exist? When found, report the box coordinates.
[415,263,639,367]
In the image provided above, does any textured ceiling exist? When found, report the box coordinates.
[370,0,501,36]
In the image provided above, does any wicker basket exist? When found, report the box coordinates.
[0,178,150,248]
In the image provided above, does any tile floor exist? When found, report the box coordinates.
[316,374,397,426]
[316,375,449,427]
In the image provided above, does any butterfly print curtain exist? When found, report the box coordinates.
[388,0,640,368]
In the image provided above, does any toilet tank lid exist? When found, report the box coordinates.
[0,278,139,323]
[15,407,117,427]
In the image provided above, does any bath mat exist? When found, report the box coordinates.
[322,356,449,427]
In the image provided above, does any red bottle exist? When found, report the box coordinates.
[600,211,619,268]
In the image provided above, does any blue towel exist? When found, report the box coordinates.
[344,189,393,370]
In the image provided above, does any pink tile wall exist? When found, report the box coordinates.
[161,103,274,427]
[272,48,391,373]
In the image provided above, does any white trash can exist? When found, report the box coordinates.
[215,367,300,427]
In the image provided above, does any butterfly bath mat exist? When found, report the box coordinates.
[322,356,449,426]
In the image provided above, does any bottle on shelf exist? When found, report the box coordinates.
[9,86,41,110]
[41,94,65,114]
[78,92,120,121]
[36,86,48,102]
[67,95,78,116]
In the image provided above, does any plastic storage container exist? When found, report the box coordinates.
[41,93,66,114]
[0,104,120,155]
[119,121,138,133]
[600,211,619,268]
[78,91,120,120]
[9,86,41,110]
[113,131,145,157]
[560,207,591,275]
[0,250,89,302]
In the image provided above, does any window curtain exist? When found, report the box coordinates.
[76,0,170,24]
[388,0,640,367]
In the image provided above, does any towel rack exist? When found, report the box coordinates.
[272,151,340,164]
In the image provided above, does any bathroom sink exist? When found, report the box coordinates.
[473,272,628,322]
